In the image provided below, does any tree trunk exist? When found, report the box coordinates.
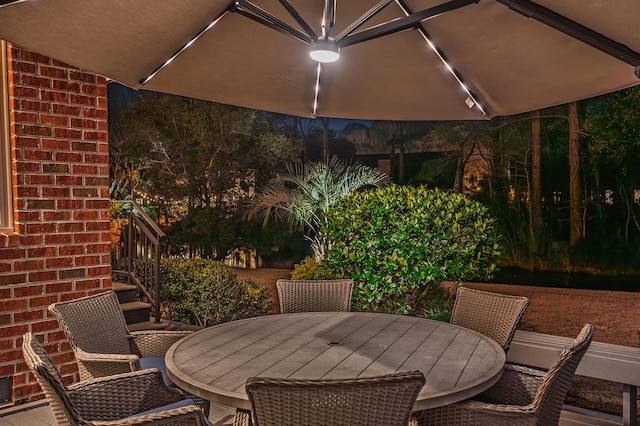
[321,117,330,165]
[531,110,542,256]
[398,142,405,184]
[568,102,582,245]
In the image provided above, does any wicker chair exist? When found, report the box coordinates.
[413,323,594,426]
[48,290,210,415]
[450,286,530,351]
[276,279,354,313]
[22,332,211,426]
[246,371,426,426]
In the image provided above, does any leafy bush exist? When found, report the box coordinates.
[324,185,501,314]
[160,258,273,326]
[290,256,344,280]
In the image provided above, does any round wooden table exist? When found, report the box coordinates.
[166,312,505,411]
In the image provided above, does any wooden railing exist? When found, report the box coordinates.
[509,330,640,426]
[111,200,165,322]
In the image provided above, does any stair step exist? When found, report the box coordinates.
[120,301,151,325]
[112,282,139,304]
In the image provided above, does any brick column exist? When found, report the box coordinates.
[0,45,111,407]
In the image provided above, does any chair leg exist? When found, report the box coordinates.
[233,408,252,426]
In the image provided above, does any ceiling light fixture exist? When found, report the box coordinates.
[310,38,340,63]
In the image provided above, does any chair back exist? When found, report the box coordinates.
[49,291,131,356]
[22,332,80,426]
[276,279,354,314]
[246,371,426,426]
[450,286,529,351]
[530,323,594,426]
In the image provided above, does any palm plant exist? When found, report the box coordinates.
[246,157,389,260]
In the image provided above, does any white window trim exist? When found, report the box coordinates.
[0,39,14,232]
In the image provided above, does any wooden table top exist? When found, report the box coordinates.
[166,312,505,411]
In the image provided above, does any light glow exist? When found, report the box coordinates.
[310,38,340,63]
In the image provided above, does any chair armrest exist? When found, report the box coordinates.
[413,399,537,426]
[90,405,207,425]
[129,330,193,357]
[68,369,187,420]
[74,348,140,380]
[475,363,545,406]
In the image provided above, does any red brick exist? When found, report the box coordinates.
[43,163,70,174]
[24,149,53,161]
[20,50,51,65]
[42,187,70,198]
[22,125,52,137]
[40,114,69,127]
[60,291,89,302]
[0,324,29,339]
[15,162,40,173]
[20,235,43,246]
[20,75,51,88]
[53,104,81,116]
[24,174,55,185]
[58,245,84,256]
[14,136,39,148]
[45,257,73,269]
[71,141,97,152]
[53,128,82,139]
[83,131,108,142]
[26,199,56,209]
[13,259,45,272]
[59,268,85,279]
[28,271,58,283]
[73,210,98,221]
[29,296,59,309]
[41,138,70,150]
[74,233,99,244]
[30,320,59,333]
[40,89,69,103]
[52,80,79,92]
[74,255,100,265]
[15,185,39,196]
[11,86,38,98]
[18,99,51,112]
[27,246,56,258]
[81,84,107,96]
[12,61,37,73]
[47,330,67,342]
[84,154,109,165]
[14,309,44,323]
[13,111,38,123]
[57,222,83,233]
[55,152,83,163]
[87,266,111,277]
[82,108,107,119]
[69,93,94,106]
[43,211,70,221]
[44,234,73,245]
[71,118,96,129]
[40,66,68,79]
[0,349,24,363]
[56,199,83,209]
[0,248,26,260]
[26,223,56,234]
[85,199,110,209]
[69,71,96,83]
[45,281,73,293]
[13,285,44,298]
[72,187,98,198]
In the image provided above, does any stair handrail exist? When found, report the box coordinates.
[111,199,165,323]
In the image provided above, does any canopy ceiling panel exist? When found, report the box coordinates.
[0,0,638,120]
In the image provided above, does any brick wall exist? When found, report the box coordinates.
[0,45,112,407]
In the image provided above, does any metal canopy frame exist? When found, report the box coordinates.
[138,0,640,116]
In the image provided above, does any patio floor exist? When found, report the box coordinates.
[0,400,620,426]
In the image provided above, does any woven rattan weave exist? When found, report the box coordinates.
[22,332,209,425]
[276,279,354,313]
[450,286,529,351]
[246,371,425,426]
[413,324,594,426]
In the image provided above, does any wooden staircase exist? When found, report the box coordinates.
[112,282,165,331]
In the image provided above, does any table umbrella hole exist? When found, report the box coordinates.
[327,341,342,346]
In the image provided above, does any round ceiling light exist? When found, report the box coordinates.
[310,38,340,63]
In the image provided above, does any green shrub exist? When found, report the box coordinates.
[160,258,273,327]
[324,185,501,314]
[290,256,344,280]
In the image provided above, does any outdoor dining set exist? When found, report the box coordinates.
[23,280,593,426]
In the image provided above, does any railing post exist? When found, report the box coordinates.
[622,384,637,426]
[126,211,133,285]
[154,238,161,323]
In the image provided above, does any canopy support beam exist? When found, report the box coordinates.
[497,0,640,72]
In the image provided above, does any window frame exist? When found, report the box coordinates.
[0,39,13,232]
